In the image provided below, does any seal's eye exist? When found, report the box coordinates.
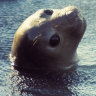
[49,34,60,47]
[44,10,53,15]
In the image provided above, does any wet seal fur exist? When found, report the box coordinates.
[10,6,86,72]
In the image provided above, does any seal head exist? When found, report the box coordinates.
[10,6,86,72]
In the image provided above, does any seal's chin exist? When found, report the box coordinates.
[67,7,83,23]
[64,6,81,16]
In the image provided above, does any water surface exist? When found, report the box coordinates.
[0,0,96,96]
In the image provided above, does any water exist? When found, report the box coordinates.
[0,0,96,96]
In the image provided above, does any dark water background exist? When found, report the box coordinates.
[0,0,96,96]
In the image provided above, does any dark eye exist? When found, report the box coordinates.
[44,10,53,15]
[49,34,60,47]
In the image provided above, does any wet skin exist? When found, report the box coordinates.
[10,6,86,72]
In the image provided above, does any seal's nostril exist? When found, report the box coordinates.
[44,10,53,15]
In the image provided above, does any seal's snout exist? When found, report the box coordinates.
[44,10,53,15]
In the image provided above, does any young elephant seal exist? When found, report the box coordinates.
[10,6,86,72]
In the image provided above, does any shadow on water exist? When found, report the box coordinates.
[10,68,79,96]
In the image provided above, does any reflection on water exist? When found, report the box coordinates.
[0,0,96,96]
[10,69,78,96]
[8,65,96,96]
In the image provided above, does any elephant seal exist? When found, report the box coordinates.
[10,6,86,72]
